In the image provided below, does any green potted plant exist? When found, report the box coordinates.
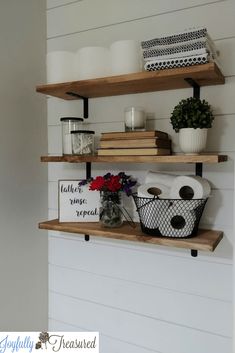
[170,97,214,154]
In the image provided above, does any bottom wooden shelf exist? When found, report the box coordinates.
[39,219,223,253]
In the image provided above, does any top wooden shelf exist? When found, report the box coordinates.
[36,63,224,100]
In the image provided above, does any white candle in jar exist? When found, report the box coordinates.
[124,107,146,131]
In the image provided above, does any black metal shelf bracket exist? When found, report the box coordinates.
[66,93,90,239]
[184,77,200,99]
[65,93,90,239]
[86,162,91,179]
[191,249,198,257]
[84,234,90,241]
[84,161,92,241]
[66,91,89,119]
[185,77,202,257]
[191,162,203,256]
[195,163,203,177]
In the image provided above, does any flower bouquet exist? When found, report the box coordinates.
[79,172,136,227]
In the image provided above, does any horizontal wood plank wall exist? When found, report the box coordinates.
[46,0,233,352]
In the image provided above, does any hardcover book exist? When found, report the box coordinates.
[99,138,171,149]
[100,130,168,140]
[98,148,171,156]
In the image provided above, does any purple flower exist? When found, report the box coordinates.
[123,180,137,195]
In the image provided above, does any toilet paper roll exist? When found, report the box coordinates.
[75,46,111,80]
[47,51,75,83]
[110,40,142,75]
[170,175,211,200]
[145,171,177,187]
[137,183,171,199]
[158,206,196,237]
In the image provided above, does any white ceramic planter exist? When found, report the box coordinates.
[179,128,208,155]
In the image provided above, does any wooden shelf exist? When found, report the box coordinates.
[41,154,228,164]
[39,219,223,252]
[36,63,224,100]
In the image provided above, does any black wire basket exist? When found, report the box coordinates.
[132,194,207,238]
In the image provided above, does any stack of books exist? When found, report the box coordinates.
[98,130,171,156]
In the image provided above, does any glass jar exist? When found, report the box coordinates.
[124,106,146,131]
[99,191,123,228]
[71,130,95,155]
[60,117,84,155]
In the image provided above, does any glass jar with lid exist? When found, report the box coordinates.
[60,117,84,155]
[71,130,95,155]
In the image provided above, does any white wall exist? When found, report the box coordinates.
[46,0,233,351]
[0,0,48,330]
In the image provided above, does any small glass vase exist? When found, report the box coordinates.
[99,191,123,228]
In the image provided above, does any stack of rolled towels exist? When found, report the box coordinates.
[141,27,220,71]
[137,171,211,237]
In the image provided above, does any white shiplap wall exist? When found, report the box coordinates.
[46,0,234,352]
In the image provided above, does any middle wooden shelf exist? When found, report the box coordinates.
[41,154,228,164]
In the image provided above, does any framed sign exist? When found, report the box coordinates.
[59,180,100,222]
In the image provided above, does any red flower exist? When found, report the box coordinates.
[79,172,136,195]
[89,176,106,191]
[106,175,122,192]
